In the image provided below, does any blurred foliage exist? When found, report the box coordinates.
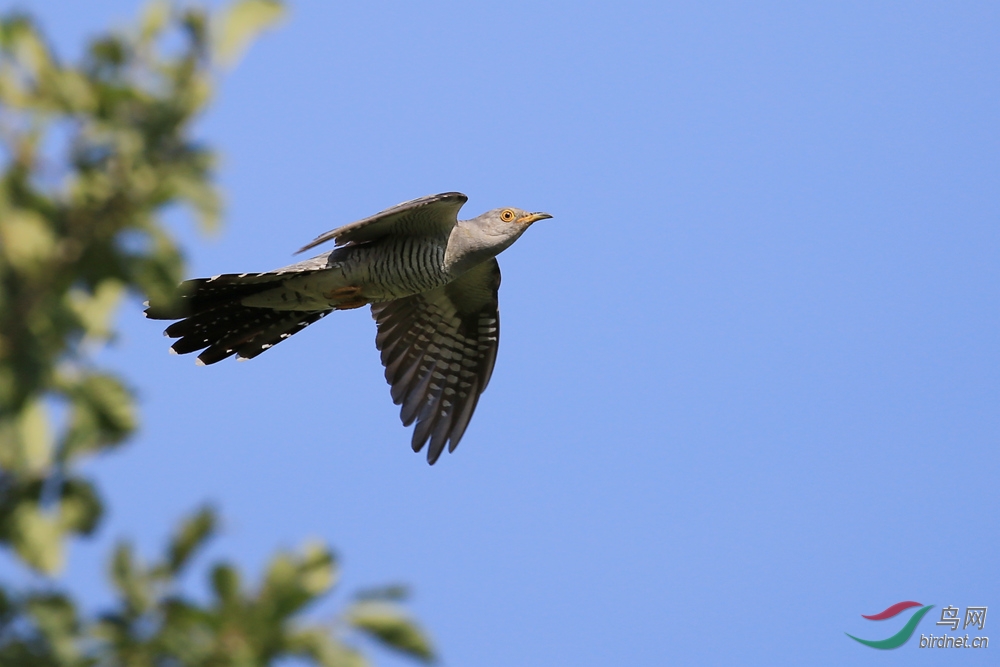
[0,2,433,665]
[0,0,225,574]
[0,506,434,666]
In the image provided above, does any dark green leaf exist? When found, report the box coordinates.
[110,541,150,615]
[354,584,410,602]
[210,562,242,604]
[58,477,103,536]
[166,506,217,573]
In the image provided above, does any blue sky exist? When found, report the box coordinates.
[9,1,999,664]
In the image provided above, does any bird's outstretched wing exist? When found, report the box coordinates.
[371,258,501,464]
[297,192,468,254]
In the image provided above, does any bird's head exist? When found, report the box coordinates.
[446,206,551,272]
[475,207,552,242]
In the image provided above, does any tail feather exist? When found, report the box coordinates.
[146,272,316,319]
[146,272,331,365]
[196,308,328,365]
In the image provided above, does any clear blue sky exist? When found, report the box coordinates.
[10,1,999,664]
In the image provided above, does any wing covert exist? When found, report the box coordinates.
[297,192,468,254]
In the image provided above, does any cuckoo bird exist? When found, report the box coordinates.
[145,192,551,464]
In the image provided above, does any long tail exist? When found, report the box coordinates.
[145,272,331,365]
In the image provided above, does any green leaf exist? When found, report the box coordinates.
[9,503,64,574]
[59,372,136,462]
[26,593,82,664]
[262,553,306,618]
[299,540,337,596]
[0,64,30,106]
[170,171,222,233]
[66,279,125,340]
[139,0,171,44]
[127,226,186,306]
[288,628,370,667]
[11,399,52,475]
[52,68,96,113]
[58,477,103,536]
[354,584,410,602]
[110,541,151,614]
[214,0,285,67]
[180,7,209,56]
[167,506,217,573]
[262,541,337,618]
[211,562,242,604]
[0,209,56,271]
[0,476,101,573]
[4,16,52,80]
[348,601,436,663]
[87,35,127,68]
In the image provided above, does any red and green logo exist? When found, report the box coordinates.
[846,601,934,649]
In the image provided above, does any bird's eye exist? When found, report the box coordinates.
[500,209,516,222]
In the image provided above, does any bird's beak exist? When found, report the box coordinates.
[517,212,553,225]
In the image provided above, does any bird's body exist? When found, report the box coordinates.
[145,192,550,464]
[236,236,451,311]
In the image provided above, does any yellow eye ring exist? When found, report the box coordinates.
[500,209,516,222]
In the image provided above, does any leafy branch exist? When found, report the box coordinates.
[0,3,435,665]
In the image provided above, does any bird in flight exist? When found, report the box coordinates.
[145,192,551,464]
